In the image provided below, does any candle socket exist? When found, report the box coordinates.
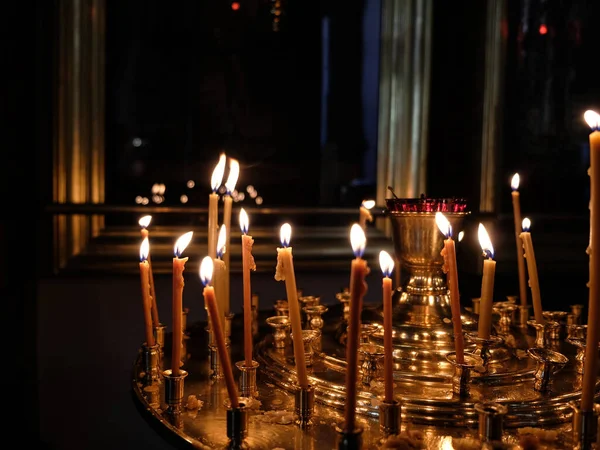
[570,304,584,324]
[162,369,188,420]
[140,343,161,386]
[542,311,568,339]
[568,324,588,341]
[465,333,504,370]
[290,330,321,366]
[359,344,385,386]
[475,402,507,443]
[226,402,249,449]
[236,360,259,398]
[518,305,530,328]
[527,320,547,348]
[225,313,235,345]
[446,352,483,397]
[303,304,329,332]
[359,323,379,345]
[570,402,599,450]
[526,348,568,392]
[336,427,363,450]
[294,384,315,428]
[154,324,167,352]
[493,302,517,332]
[206,325,227,379]
[266,316,290,348]
[274,299,289,317]
[336,289,351,322]
[378,400,401,437]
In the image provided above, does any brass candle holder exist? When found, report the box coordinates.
[336,289,351,322]
[570,401,599,450]
[465,332,504,370]
[526,348,568,392]
[140,343,161,386]
[162,368,188,427]
[527,320,547,348]
[303,304,329,332]
[236,360,259,398]
[206,325,224,379]
[290,330,321,366]
[570,304,584,324]
[379,400,402,437]
[274,299,289,317]
[359,344,384,386]
[543,311,568,339]
[446,352,483,397]
[475,402,507,443]
[567,324,587,341]
[294,384,315,428]
[266,315,290,348]
[226,401,249,449]
[493,302,517,332]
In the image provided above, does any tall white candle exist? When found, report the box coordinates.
[222,158,239,318]
[477,223,496,339]
[212,224,227,329]
[510,174,528,308]
[240,208,256,367]
[582,110,600,412]
[520,218,544,324]
[208,154,226,259]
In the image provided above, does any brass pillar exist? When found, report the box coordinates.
[54,0,105,271]
[376,0,432,235]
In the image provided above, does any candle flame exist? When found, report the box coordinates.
[478,223,494,259]
[511,173,520,191]
[217,225,227,258]
[458,231,464,242]
[350,223,366,258]
[361,199,375,209]
[140,237,149,261]
[225,159,240,194]
[239,208,249,234]
[280,223,292,247]
[174,231,194,257]
[138,215,152,228]
[435,212,452,238]
[584,110,600,130]
[199,256,214,286]
[379,250,394,277]
[440,436,455,450]
[211,153,226,192]
[522,217,531,232]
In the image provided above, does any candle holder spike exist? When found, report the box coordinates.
[294,384,315,428]
[446,352,483,397]
[475,401,508,443]
[526,348,568,392]
[379,400,402,437]
[266,315,290,348]
[235,360,259,398]
[226,401,249,449]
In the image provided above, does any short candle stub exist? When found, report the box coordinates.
[379,400,402,437]
[294,384,315,428]
[475,402,508,443]
[336,426,364,450]
[227,402,249,448]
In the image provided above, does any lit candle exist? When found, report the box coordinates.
[274,223,308,389]
[359,199,375,230]
[139,215,160,327]
[213,225,228,329]
[171,231,193,375]
[511,174,528,308]
[435,212,464,364]
[208,154,226,259]
[200,256,239,408]
[139,237,155,346]
[519,218,544,325]
[477,223,496,340]
[582,110,600,412]
[222,158,239,318]
[379,250,395,403]
[240,208,256,367]
[344,224,369,432]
